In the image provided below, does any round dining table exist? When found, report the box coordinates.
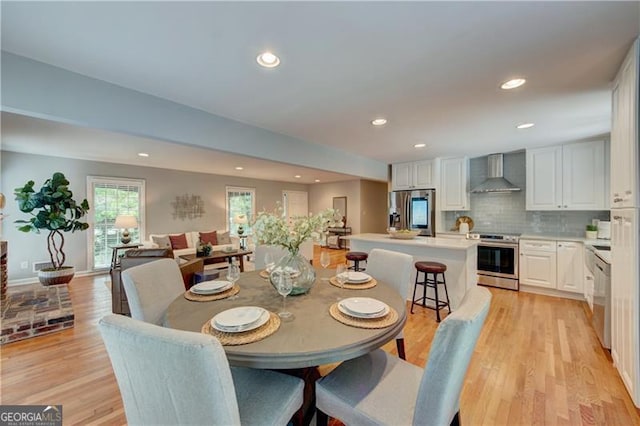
[164,268,407,369]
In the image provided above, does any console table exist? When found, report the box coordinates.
[326,227,351,249]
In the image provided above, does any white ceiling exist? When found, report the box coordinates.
[1,1,639,179]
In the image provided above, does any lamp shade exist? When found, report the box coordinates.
[114,215,138,229]
[234,214,248,225]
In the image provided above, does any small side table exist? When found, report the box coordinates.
[110,244,142,270]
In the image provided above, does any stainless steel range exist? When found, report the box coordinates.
[467,232,520,290]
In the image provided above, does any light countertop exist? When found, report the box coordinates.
[520,233,611,245]
[345,233,478,250]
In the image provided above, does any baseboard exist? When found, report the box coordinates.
[519,284,586,301]
[8,269,107,287]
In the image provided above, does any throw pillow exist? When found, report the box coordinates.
[152,235,171,249]
[200,231,218,245]
[169,234,189,250]
[217,231,231,245]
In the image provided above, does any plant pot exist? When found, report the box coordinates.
[585,230,598,240]
[38,266,75,286]
[269,251,316,296]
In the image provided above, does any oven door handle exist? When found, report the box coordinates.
[478,241,519,249]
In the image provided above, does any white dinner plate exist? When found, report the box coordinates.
[340,297,388,316]
[212,307,267,332]
[338,299,389,319]
[190,280,233,294]
[344,272,372,283]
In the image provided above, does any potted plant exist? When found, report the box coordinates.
[586,224,598,240]
[14,172,90,285]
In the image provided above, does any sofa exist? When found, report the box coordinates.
[110,248,204,316]
[143,230,240,259]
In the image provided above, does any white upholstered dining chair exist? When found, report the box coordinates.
[315,286,492,426]
[366,248,414,359]
[99,314,304,425]
[121,258,185,325]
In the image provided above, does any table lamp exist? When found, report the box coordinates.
[114,215,138,245]
[234,214,248,236]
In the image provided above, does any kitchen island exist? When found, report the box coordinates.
[345,233,478,310]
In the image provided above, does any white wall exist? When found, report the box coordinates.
[309,180,362,233]
[1,151,308,282]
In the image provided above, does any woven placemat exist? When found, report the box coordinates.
[329,303,398,329]
[259,270,270,279]
[201,311,280,345]
[329,276,377,290]
[184,284,240,302]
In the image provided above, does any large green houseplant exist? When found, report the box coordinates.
[15,172,90,285]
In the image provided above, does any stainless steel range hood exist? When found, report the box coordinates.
[471,154,521,193]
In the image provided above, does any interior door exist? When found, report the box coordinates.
[283,190,309,226]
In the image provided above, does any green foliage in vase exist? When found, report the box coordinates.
[252,204,343,254]
[14,172,90,270]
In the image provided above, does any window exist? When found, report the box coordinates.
[226,186,255,235]
[87,177,146,270]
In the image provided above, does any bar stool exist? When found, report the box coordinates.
[345,251,368,271]
[411,261,451,322]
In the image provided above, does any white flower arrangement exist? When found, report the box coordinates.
[252,205,343,254]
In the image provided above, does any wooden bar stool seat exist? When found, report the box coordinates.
[345,251,368,271]
[411,261,451,322]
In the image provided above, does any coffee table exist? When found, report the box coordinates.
[180,249,253,272]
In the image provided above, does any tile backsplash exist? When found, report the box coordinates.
[443,151,610,236]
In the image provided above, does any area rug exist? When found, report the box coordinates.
[1,283,74,344]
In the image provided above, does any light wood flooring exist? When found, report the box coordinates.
[1,246,638,425]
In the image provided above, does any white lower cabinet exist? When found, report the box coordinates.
[557,242,584,294]
[519,240,557,288]
[519,239,584,294]
[584,264,595,311]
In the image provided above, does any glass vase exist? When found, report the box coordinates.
[269,250,316,295]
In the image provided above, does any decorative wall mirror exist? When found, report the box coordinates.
[333,196,347,227]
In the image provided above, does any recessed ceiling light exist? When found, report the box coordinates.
[414,143,426,148]
[256,51,280,68]
[294,175,301,179]
[501,78,526,90]
[314,179,321,183]
[235,166,244,171]
[137,152,149,157]
[371,118,387,126]
[517,122,535,129]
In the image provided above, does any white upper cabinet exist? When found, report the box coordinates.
[440,157,470,211]
[562,141,607,209]
[526,146,563,210]
[391,160,435,191]
[526,140,607,210]
[611,39,639,209]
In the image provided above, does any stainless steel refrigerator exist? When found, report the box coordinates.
[388,189,436,236]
